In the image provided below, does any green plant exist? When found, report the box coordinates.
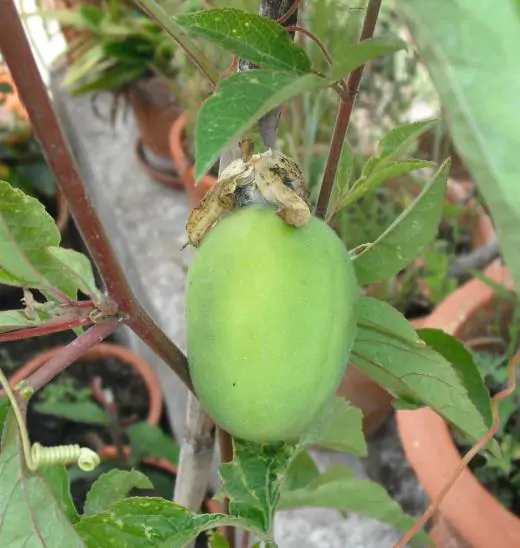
[0,1,518,547]
[0,87,56,198]
[35,0,179,97]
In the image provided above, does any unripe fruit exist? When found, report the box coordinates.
[186,205,359,442]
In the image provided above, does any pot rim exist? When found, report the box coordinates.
[396,261,520,547]
[135,138,184,189]
[5,342,163,425]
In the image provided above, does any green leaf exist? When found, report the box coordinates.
[0,309,37,332]
[0,181,78,296]
[195,70,325,180]
[283,451,320,492]
[209,532,230,548]
[341,158,436,207]
[330,36,407,81]
[0,397,9,433]
[126,422,180,466]
[216,439,296,533]
[46,247,103,302]
[417,328,493,427]
[41,465,79,523]
[299,397,367,456]
[0,411,85,547]
[33,400,109,426]
[279,469,431,547]
[352,160,449,284]
[75,497,256,548]
[351,297,489,444]
[177,8,311,73]
[377,119,438,165]
[63,45,107,88]
[69,65,145,95]
[83,469,152,517]
[397,0,520,296]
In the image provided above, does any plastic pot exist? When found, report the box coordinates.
[397,262,519,548]
[169,112,217,207]
[6,342,163,425]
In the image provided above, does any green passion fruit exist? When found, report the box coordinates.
[186,204,359,442]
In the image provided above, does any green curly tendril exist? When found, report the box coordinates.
[0,369,100,472]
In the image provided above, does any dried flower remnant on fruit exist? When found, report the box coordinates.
[186,149,311,247]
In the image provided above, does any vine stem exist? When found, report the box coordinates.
[394,352,520,548]
[314,0,383,219]
[0,0,192,392]
[23,320,120,393]
[0,316,93,343]
[218,428,236,548]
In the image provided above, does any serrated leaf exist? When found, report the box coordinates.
[83,469,152,517]
[350,297,489,444]
[74,497,255,548]
[0,411,85,547]
[417,328,493,427]
[282,451,320,492]
[0,181,79,297]
[341,158,436,208]
[279,471,431,547]
[397,0,520,298]
[33,400,109,426]
[195,71,325,180]
[352,160,449,284]
[41,465,79,523]
[177,8,311,73]
[46,247,103,302]
[330,36,407,81]
[217,439,296,533]
[377,119,438,164]
[126,422,180,466]
[299,397,367,456]
[0,309,37,332]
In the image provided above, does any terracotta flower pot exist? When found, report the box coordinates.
[397,262,519,548]
[129,77,184,189]
[169,112,217,207]
[6,342,163,425]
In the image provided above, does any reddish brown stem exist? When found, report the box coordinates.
[23,321,119,393]
[0,316,94,343]
[276,0,302,23]
[314,0,382,219]
[395,352,520,548]
[285,25,333,66]
[0,0,192,391]
[218,428,236,548]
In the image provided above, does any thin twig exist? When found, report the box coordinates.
[0,316,93,343]
[0,0,192,391]
[395,352,520,548]
[285,25,333,66]
[447,235,500,281]
[315,0,382,218]
[23,321,119,393]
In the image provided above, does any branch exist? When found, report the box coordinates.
[315,0,382,218]
[23,320,119,393]
[0,316,93,343]
[218,428,235,548]
[0,0,192,391]
[173,393,216,512]
[447,235,500,281]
